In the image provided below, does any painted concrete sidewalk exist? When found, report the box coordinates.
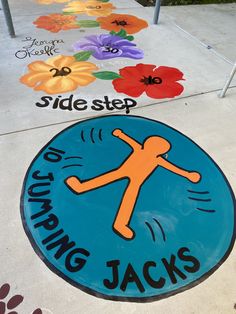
[0,3,235,135]
[0,1,236,313]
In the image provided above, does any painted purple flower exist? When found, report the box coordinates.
[73,34,144,60]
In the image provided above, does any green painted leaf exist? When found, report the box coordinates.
[74,51,93,61]
[62,11,74,15]
[117,29,127,37]
[93,71,121,80]
[98,0,110,2]
[125,35,134,41]
[109,29,135,41]
[77,20,100,28]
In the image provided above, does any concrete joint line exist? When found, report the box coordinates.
[173,22,234,65]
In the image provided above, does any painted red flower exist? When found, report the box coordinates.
[112,64,185,99]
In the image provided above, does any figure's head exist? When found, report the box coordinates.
[143,136,171,156]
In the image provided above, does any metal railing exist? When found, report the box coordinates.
[153,0,161,24]
[1,0,15,37]
[219,63,236,98]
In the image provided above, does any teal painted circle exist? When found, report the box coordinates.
[21,115,235,302]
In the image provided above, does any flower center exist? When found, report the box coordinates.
[50,67,72,77]
[53,19,70,25]
[112,20,128,26]
[103,46,119,54]
[140,76,162,85]
[86,5,101,9]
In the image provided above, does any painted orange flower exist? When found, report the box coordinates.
[20,55,98,94]
[63,0,116,17]
[97,13,148,34]
[37,0,69,4]
[33,14,79,33]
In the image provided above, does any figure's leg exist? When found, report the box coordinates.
[113,182,140,240]
[65,169,121,194]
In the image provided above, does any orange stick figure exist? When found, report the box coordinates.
[65,129,201,240]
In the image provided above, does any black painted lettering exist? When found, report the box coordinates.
[44,45,54,56]
[124,98,137,114]
[104,46,119,54]
[36,96,52,108]
[59,95,73,111]
[103,96,114,111]
[112,99,125,110]
[91,99,104,111]
[46,235,75,259]
[22,37,34,49]
[34,213,59,230]
[29,198,53,219]
[53,48,59,54]
[178,247,200,273]
[15,50,28,59]
[65,248,90,272]
[42,229,64,245]
[162,255,187,284]
[143,261,166,289]
[28,182,51,197]
[120,263,145,293]
[103,260,120,289]
[37,49,45,56]
[52,96,61,109]
[17,38,63,60]
[44,147,65,163]
[73,99,88,111]
[32,170,54,181]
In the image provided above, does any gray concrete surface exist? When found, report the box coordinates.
[0,1,236,313]
[161,3,236,63]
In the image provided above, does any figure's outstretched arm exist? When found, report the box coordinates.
[157,157,201,183]
[112,129,141,150]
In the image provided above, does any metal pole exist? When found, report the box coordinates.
[1,0,15,37]
[153,0,161,25]
[219,63,236,98]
